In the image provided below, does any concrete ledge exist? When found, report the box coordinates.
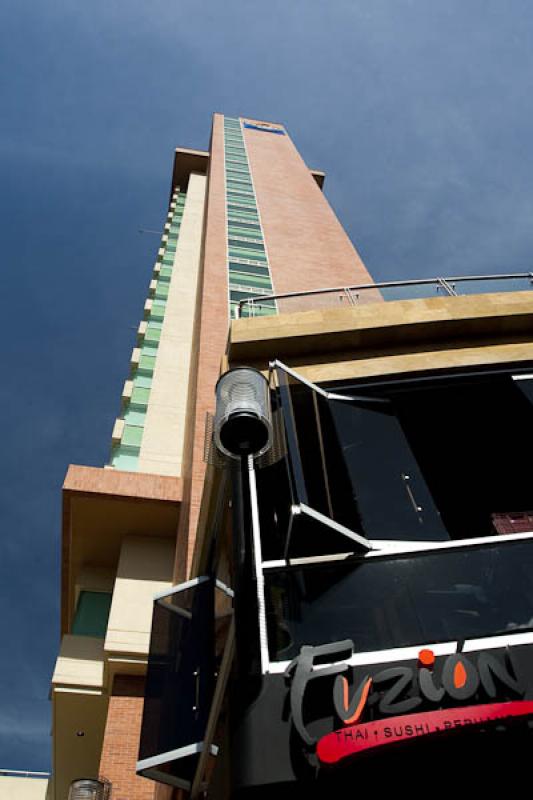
[61,467,182,637]
[63,465,182,503]
[52,635,105,689]
[229,292,533,365]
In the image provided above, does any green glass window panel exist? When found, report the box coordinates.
[227,182,254,194]
[229,289,276,305]
[228,237,264,250]
[139,354,156,372]
[228,226,263,240]
[131,386,151,405]
[227,210,259,223]
[226,200,257,211]
[228,260,270,276]
[229,272,272,289]
[226,202,258,213]
[162,255,175,266]
[226,173,250,182]
[227,197,255,208]
[133,374,152,389]
[111,447,140,470]
[123,424,144,447]
[155,283,169,299]
[229,247,267,262]
[226,175,253,185]
[165,244,177,253]
[227,180,251,189]
[227,217,261,227]
[150,303,166,320]
[225,157,249,167]
[123,407,147,426]
[228,225,261,237]
[227,206,258,216]
[226,165,250,174]
[227,187,254,197]
[141,342,158,356]
[145,327,161,343]
[235,303,277,319]
[225,163,249,172]
[72,591,112,638]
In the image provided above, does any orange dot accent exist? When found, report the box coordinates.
[454,661,467,689]
[418,648,435,666]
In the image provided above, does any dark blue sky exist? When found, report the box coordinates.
[2,0,533,771]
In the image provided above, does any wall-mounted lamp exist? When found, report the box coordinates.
[214,368,272,459]
[68,778,111,800]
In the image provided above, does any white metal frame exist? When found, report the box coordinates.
[249,362,533,675]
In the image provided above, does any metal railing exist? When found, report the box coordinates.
[0,770,50,778]
[236,272,533,318]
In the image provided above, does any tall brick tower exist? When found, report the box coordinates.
[50,115,373,800]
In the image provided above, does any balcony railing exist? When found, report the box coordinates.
[235,272,533,318]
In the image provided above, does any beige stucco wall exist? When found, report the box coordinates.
[0,777,49,799]
[138,172,207,476]
[51,689,107,800]
[104,535,174,657]
[52,636,104,689]
[51,637,107,800]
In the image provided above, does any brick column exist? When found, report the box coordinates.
[99,676,155,800]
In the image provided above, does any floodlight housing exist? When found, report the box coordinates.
[214,368,272,459]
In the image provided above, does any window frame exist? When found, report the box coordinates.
[247,360,533,675]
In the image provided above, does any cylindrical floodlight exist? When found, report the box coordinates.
[68,779,111,800]
[214,368,272,459]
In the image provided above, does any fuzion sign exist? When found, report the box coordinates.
[284,639,533,763]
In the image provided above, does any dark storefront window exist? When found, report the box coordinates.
[320,395,448,541]
[257,369,533,552]
[265,540,533,661]
[137,577,232,790]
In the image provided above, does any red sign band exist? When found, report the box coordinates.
[317,700,533,765]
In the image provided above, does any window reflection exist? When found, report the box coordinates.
[265,541,533,660]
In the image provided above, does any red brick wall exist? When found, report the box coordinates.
[99,676,155,800]
[173,112,229,582]
[173,114,376,583]
[244,119,374,308]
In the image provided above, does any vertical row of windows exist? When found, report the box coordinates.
[110,190,187,470]
[223,117,276,318]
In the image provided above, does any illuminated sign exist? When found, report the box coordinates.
[284,639,529,757]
